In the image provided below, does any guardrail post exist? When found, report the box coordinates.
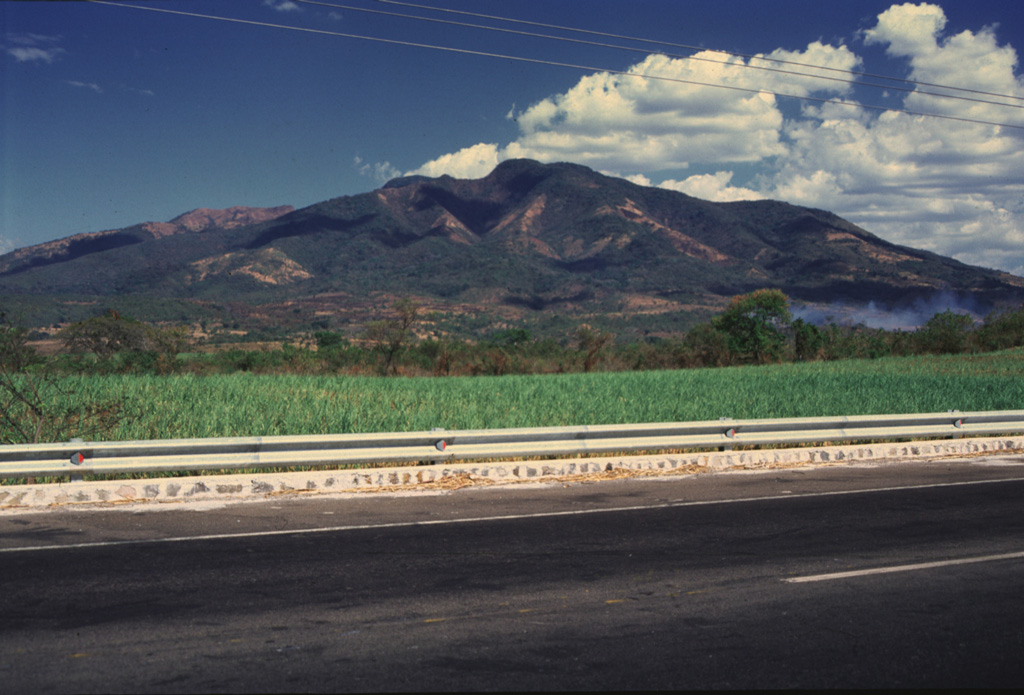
[720,418,735,451]
[69,438,84,482]
[949,410,963,439]
[431,427,449,452]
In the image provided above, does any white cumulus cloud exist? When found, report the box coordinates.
[862,2,949,56]
[408,143,503,179]
[768,3,1024,272]
[412,42,858,178]
[502,44,858,171]
[659,172,767,202]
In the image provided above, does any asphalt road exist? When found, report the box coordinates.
[2,458,1024,691]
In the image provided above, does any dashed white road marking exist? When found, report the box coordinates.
[784,551,1024,583]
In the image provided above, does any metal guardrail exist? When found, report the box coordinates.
[2,410,1023,480]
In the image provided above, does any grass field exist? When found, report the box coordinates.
[38,348,1024,442]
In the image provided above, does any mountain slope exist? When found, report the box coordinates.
[0,206,293,278]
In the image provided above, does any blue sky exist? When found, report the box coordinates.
[3,0,1023,275]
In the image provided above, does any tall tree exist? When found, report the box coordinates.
[364,298,420,376]
[712,289,793,363]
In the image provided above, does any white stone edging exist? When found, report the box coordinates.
[2,436,1022,512]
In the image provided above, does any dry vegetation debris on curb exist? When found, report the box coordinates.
[235,464,716,498]
[929,447,1024,460]
[342,463,715,494]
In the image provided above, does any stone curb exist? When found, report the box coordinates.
[2,436,1023,513]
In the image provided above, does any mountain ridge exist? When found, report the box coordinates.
[0,205,294,277]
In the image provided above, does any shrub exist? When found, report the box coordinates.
[914,310,976,355]
[978,305,1024,351]
[1,314,131,444]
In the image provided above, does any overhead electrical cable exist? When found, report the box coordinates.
[373,0,1024,105]
[295,0,1024,111]
[86,1,1024,131]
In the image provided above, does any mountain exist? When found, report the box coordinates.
[2,160,1022,338]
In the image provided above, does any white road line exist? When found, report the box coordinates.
[784,551,1024,583]
[2,476,1023,554]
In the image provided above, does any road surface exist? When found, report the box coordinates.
[2,457,1024,691]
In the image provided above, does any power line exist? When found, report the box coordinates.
[86,1,1024,131]
[375,0,1024,105]
[295,0,1024,111]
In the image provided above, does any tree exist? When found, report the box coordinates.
[791,318,823,362]
[575,325,613,373]
[58,310,190,363]
[149,324,191,357]
[364,298,420,375]
[59,310,152,359]
[0,315,44,442]
[681,323,732,367]
[314,331,347,351]
[712,289,793,363]
[417,338,458,376]
[474,328,534,376]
